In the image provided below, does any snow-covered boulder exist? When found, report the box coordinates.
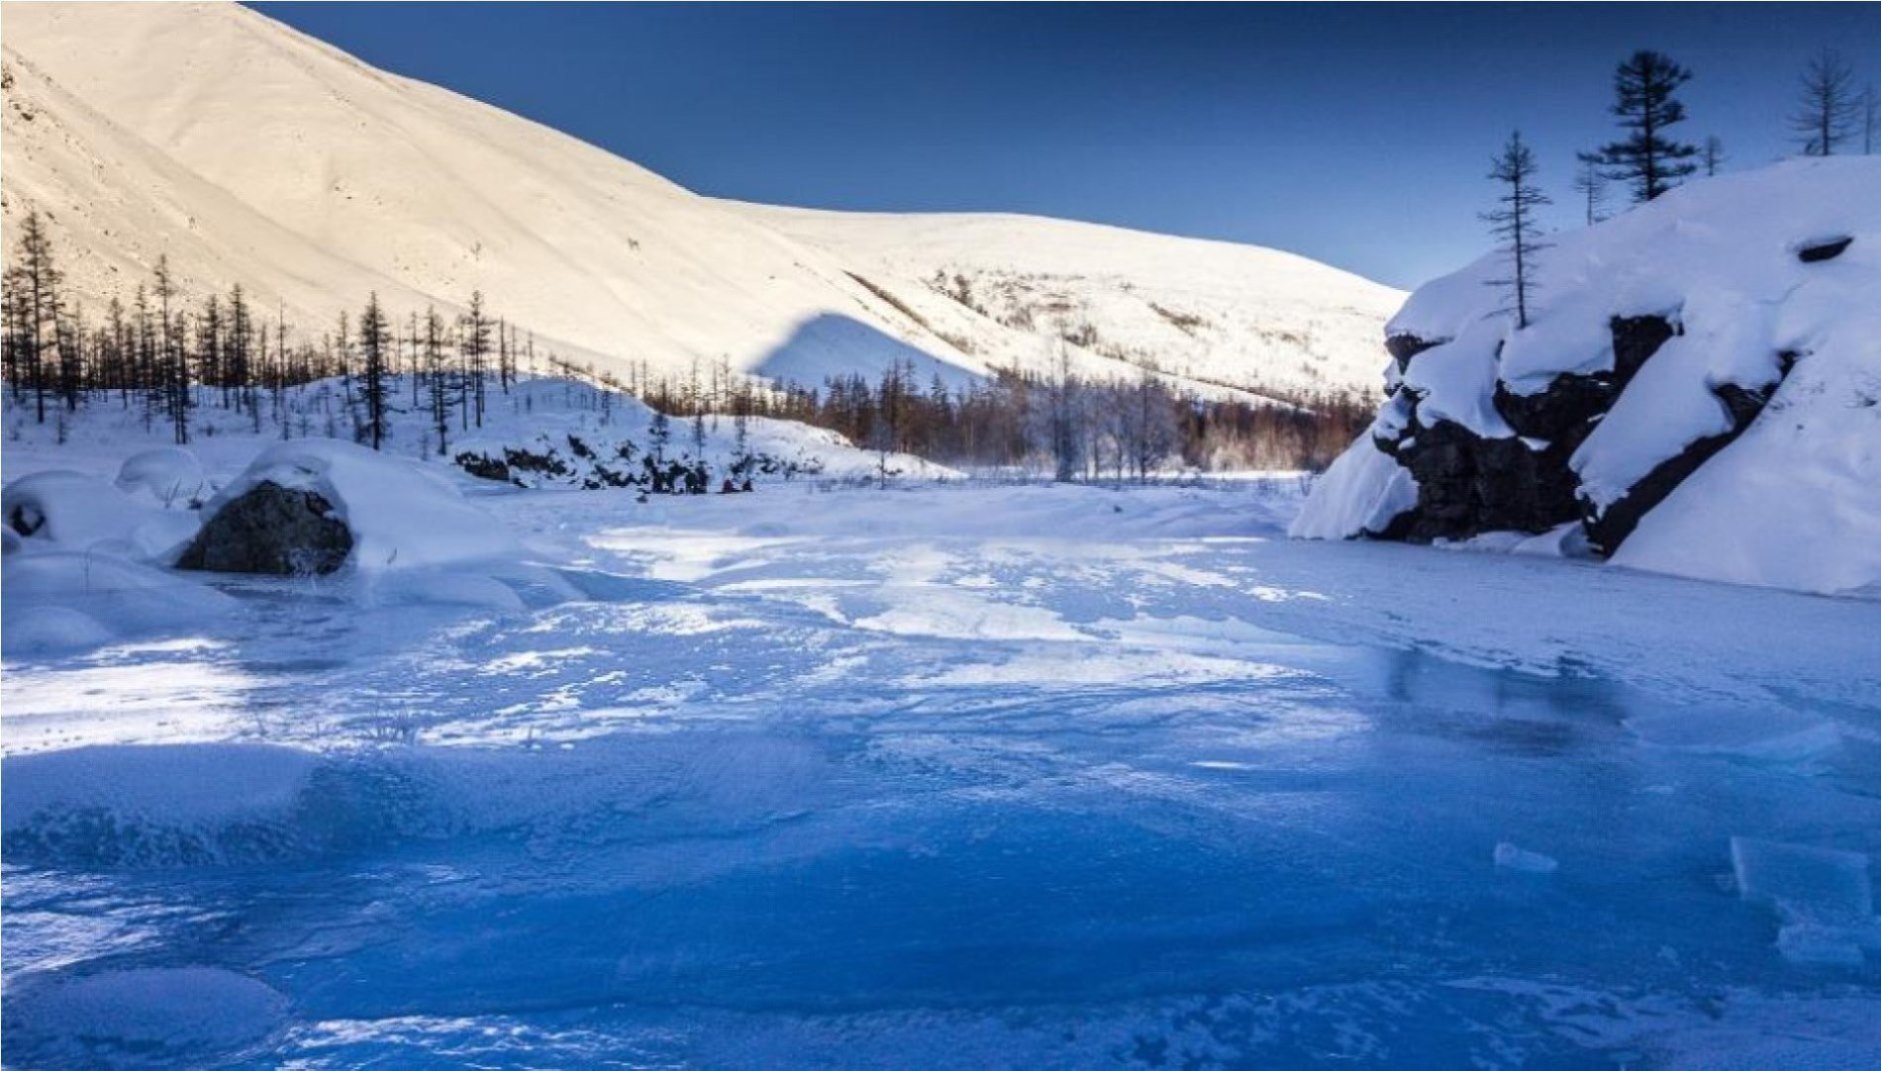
[177,440,519,575]
[1294,158,1881,595]
[174,481,354,576]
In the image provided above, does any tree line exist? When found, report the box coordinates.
[1486,47,1877,330]
[2,216,546,451]
[4,211,1370,476]
[556,349,1370,479]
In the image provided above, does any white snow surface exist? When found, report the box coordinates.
[0,2,1395,402]
[1298,158,1881,595]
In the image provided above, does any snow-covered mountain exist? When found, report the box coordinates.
[1294,157,1881,596]
[0,2,1400,403]
[731,205,1399,400]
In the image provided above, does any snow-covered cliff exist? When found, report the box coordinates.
[1294,158,1881,596]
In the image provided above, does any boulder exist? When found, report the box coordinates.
[174,481,353,575]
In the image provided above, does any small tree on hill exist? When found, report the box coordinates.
[1571,151,1608,225]
[1601,50,1698,203]
[1791,48,1860,156]
[1482,131,1551,330]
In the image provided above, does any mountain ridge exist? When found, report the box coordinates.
[0,1,1401,402]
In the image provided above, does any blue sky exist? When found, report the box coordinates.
[253,3,1878,289]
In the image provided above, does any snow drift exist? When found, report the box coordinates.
[1294,158,1881,596]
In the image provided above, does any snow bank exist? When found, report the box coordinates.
[1288,441,1416,540]
[1299,158,1881,595]
[204,439,520,571]
[1,552,237,654]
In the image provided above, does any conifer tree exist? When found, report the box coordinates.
[359,291,392,449]
[1482,131,1551,330]
[1571,151,1608,225]
[1600,50,1698,202]
[1791,48,1860,156]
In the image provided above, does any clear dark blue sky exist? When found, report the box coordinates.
[252,3,1878,289]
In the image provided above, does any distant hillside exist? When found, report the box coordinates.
[1,2,1398,404]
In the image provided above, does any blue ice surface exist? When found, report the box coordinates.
[3,494,1880,1069]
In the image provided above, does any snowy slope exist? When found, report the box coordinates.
[737,205,1403,400]
[1295,158,1881,596]
[0,2,1393,401]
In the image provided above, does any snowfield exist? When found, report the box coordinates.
[4,407,1880,1067]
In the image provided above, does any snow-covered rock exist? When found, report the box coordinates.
[180,440,519,574]
[1295,158,1881,595]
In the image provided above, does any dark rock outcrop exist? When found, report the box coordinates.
[1610,314,1679,381]
[1395,419,1580,542]
[1797,236,1853,263]
[455,452,511,483]
[1386,333,1445,373]
[1361,311,1772,552]
[175,482,352,575]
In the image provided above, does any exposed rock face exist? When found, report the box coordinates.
[1386,333,1444,373]
[1358,311,1802,553]
[175,481,352,575]
[1797,236,1853,263]
[1355,308,1802,555]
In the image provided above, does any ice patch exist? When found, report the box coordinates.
[2,745,320,867]
[1494,842,1559,874]
[4,966,288,1067]
[1731,837,1877,966]
[1627,707,1840,765]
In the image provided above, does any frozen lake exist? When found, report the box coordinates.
[5,483,1880,1068]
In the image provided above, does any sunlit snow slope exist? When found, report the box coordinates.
[0,2,1398,400]
[737,205,1403,400]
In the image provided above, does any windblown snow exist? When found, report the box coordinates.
[0,2,1398,402]
[1295,157,1881,596]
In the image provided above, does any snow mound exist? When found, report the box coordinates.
[1,552,237,654]
[205,439,521,572]
[1,469,198,559]
[1289,440,1417,540]
[1297,158,1881,595]
[115,447,207,505]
